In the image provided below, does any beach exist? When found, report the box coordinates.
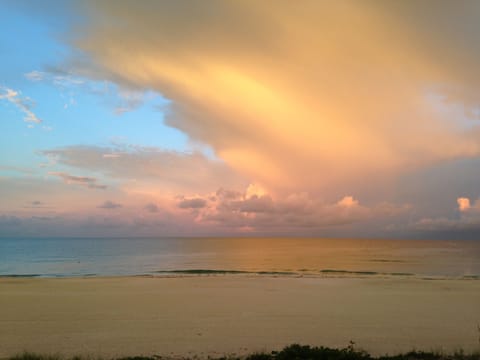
[3,0,480,358]
[1,275,479,358]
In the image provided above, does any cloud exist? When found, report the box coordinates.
[55,0,480,198]
[0,213,163,237]
[21,200,51,209]
[24,67,153,115]
[0,174,410,236]
[114,87,146,115]
[0,86,42,123]
[42,145,247,194]
[24,70,45,82]
[411,197,480,234]
[49,171,107,189]
[176,185,408,231]
[337,196,359,208]
[7,2,480,237]
[98,200,122,209]
[456,197,480,214]
[31,215,53,221]
[25,68,85,88]
[216,187,242,200]
[178,197,207,209]
[411,216,478,233]
[457,197,471,212]
[0,176,110,213]
[233,195,275,214]
[102,153,122,158]
[144,203,159,213]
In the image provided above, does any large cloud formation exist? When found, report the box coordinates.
[67,0,480,197]
[3,1,480,237]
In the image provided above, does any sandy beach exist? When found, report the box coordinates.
[1,276,479,358]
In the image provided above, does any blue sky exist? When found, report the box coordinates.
[0,3,189,174]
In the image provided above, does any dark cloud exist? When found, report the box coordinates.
[216,187,242,200]
[224,195,275,214]
[22,200,51,209]
[178,197,207,209]
[144,203,159,213]
[49,171,107,190]
[0,214,171,238]
[98,200,122,209]
[31,215,53,221]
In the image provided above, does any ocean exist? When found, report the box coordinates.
[0,237,479,279]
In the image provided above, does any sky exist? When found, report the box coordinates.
[1,0,480,238]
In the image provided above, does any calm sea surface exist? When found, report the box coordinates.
[0,237,479,278]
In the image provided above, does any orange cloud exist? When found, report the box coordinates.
[66,1,480,197]
[457,197,471,212]
[337,196,359,208]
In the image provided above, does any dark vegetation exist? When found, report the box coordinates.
[8,344,480,360]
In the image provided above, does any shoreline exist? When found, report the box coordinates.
[1,268,479,280]
[1,276,479,358]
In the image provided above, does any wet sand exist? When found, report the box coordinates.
[1,276,479,358]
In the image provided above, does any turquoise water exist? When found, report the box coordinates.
[0,237,479,278]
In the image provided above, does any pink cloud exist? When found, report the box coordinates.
[457,197,471,212]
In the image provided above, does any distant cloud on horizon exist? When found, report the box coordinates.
[98,200,122,209]
[144,203,159,213]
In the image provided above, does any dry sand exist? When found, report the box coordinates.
[1,276,479,358]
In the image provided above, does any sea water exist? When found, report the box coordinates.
[0,237,479,278]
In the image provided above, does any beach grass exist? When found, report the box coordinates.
[8,344,480,360]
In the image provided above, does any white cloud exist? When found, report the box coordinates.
[102,153,122,158]
[24,70,45,82]
[245,183,267,199]
[0,86,42,123]
[114,87,146,114]
[24,68,152,115]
